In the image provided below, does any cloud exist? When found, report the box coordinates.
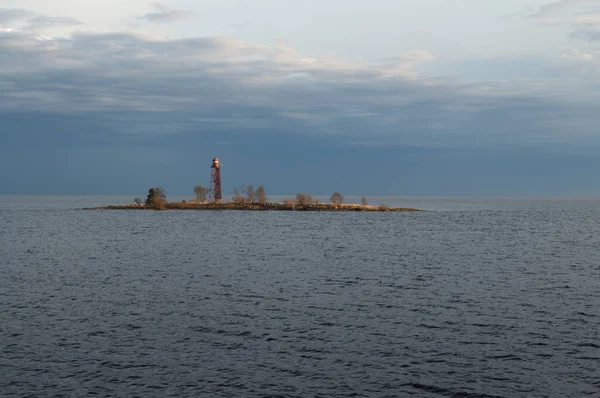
[555,49,600,77]
[0,29,599,150]
[141,3,192,24]
[561,49,595,62]
[0,7,82,33]
[0,7,33,24]
[531,0,597,19]
[531,0,600,42]
[25,16,82,31]
[568,12,600,26]
[497,7,536,21]
[570,29,600,40]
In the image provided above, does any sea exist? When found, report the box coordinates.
[1,195,599,397]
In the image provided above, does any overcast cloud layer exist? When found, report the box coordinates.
[1,0,600,195]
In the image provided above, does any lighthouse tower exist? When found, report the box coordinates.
[210,157,222,203]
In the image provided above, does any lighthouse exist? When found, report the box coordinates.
[210,157,222,203]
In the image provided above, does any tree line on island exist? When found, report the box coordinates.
[136,185,375,210]
[284,192,367,207]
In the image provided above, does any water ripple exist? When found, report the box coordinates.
[1,196,600,397]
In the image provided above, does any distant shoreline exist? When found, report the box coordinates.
[85,202,422,212]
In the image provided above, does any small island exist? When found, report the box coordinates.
[86,186,421,212]
[89,202,420,212]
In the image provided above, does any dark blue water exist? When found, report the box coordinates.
[2,196,600,397]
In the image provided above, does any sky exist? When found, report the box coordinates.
[1,0,600,196]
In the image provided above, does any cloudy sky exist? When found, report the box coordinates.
[1,0,600,196]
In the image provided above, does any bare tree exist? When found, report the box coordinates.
[233,188,244,204]
[256,185,267,204]
[193,185,208,202]
[146,187,167,210]
[330,192,344,205]
[295,193,313,206]
[134,198,142,206]
[246,184,255,203]
[240,184,247,202]
[361,196,368,206]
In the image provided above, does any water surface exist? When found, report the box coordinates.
[1,196,599,397]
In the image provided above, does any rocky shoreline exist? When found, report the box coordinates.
[85,202,422,212]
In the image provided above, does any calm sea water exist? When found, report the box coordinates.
[1,196,600,397]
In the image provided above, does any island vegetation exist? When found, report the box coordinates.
[87,185,421,212]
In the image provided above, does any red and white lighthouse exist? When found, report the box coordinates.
[210,158,222,203]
